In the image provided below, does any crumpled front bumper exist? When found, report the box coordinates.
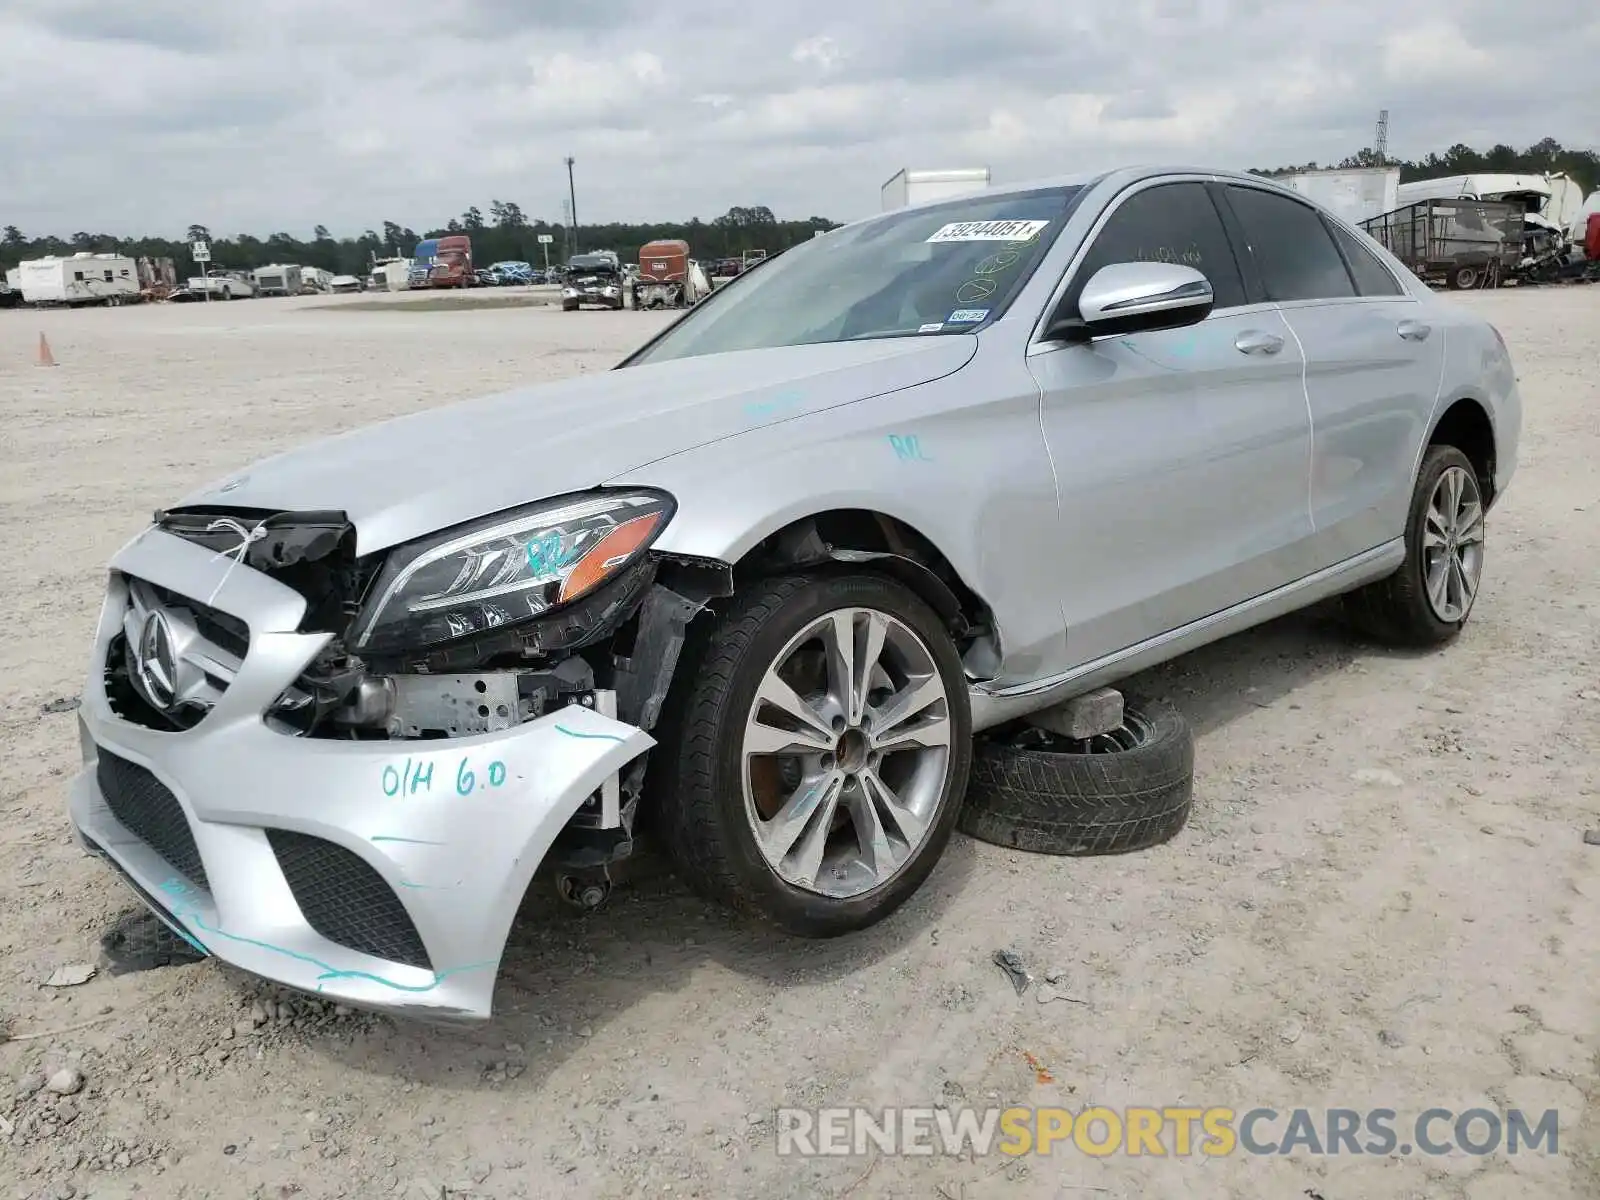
[68,526,653,1020]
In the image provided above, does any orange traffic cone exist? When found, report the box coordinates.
[36,332,56,367]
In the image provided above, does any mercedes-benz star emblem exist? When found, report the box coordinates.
[136,611,178,710]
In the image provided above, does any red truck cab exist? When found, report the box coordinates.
[428,235,473,288]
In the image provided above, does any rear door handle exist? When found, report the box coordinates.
[1398,320,1432,342]
[1234,330,1284,355]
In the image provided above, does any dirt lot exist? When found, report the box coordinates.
[1,289,1596,1200]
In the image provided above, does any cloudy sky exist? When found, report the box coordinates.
[2,0,1595,239]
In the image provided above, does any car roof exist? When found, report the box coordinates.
[871,165,1295,219]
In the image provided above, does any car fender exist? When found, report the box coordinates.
[607,360,1068,686]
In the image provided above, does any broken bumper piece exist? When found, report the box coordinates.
[67,526,654,1021]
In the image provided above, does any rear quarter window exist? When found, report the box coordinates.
[1327,221,1405,296]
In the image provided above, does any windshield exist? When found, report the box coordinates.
[627,186,1083,365]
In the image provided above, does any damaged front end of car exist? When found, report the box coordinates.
[74,490,730,1019]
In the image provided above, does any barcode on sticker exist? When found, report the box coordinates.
[926,219,1049,244]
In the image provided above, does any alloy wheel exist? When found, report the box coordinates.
[741,607,953,898]
[1422,464,1485,623]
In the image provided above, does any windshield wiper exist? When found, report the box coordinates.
[839,326,954,342]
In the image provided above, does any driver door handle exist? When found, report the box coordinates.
[1234,329,1284,356]
[1398,319,1432,342]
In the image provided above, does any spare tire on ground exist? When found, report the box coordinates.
[958,694,1194,856]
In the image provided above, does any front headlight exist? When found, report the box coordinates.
[603,286,618,296]
[352,490,673,654]
[562,287,578,297]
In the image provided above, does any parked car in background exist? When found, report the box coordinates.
[186,271,256,300]
[561,253,624,309]
[328,274,363,293]
[69,166,1518,1021]
[487,261,535,286]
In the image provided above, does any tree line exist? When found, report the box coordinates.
[1,202,839,277]
[1249,135,1599,194]
[4,136,1594,277]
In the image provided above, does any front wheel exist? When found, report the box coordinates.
[1344,444,1486,645]
[652,574,972,935]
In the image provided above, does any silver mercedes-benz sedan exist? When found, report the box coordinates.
[70,166,1520,1019]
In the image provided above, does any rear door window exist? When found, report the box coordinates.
[1225,186,1356,302]
[1074,182,1246,310]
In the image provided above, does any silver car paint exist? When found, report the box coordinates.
[71,165,1521,1018]
[71,530,654,1018]
[180,335,977,557]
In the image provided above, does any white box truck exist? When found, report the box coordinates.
[1279,167,1401,226]
[18,253,142,305]
[881,167,991,211]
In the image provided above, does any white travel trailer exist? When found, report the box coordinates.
[298,267,335,293]
[253,263,303,296]
[881,167,991,211]
[18,253,141,305]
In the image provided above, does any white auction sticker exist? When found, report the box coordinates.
[918,322,945,332]
[926,219,1049,244]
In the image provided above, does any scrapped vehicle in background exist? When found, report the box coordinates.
[71,166,1520,1020]
[632,240,712,309]
[562,253,624,310]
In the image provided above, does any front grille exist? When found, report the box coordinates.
[95,752,210,889]
[145,581,250,659]
[107,577,248,731]
[266,830,432,970]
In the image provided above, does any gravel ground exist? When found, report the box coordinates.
[0,288,1596,1200]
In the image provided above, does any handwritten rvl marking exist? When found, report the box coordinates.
[888,434,933,462]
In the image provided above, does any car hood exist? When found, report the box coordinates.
[176,336,976,554]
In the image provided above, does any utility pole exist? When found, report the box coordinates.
[564,157,578,254]
[1374,109,1390,162]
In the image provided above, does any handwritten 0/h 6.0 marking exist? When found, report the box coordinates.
[381,755,507,799]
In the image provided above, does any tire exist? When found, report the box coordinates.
[561,300,577,312]
[1447,265,1480,290]
[1343,444,1485,646]
[959,695,1194,856]
[650,573,972,936]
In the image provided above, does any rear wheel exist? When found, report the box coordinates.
[1345,444,1486,645]
[652,574,972,935]
[1447,265,1480,290]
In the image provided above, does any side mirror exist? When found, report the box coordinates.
[1049,262,1214,341]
